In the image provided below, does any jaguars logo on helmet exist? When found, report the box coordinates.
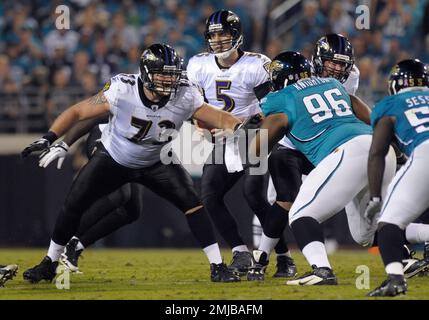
[269,51,313,91]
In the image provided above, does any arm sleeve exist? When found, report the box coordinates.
[253,81,272,101]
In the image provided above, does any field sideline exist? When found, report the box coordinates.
[0,249,428,300]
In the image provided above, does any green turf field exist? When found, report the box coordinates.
[0,248,428,300]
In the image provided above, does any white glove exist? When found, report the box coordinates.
[364,197,382,224]
[39,141,69,169]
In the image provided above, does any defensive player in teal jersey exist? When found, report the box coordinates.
[366,59,429,297]
[250,51,398,285]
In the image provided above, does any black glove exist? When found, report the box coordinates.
[21,131,58,158]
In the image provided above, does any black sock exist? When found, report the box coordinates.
[79,208,135,248]
[378,223,406,267]
[186,207,217,248]
[290,217,324,251]
[202,196,245,248]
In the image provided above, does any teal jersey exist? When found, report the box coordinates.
[261,77,372,165]
[371,88,429,157]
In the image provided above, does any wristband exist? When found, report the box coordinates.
[42,131,58,144]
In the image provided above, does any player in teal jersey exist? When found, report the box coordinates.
[250,51,397,285]
[367,59,429,297]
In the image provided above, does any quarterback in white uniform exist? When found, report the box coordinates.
[186,9,295,277]
[21,44,243,284]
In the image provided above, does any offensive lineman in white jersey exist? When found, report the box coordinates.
[187,10,295,277]
[21,44,243,283]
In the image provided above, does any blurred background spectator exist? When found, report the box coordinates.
[0,0,428,133]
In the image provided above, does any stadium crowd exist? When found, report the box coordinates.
[0,0,428,132]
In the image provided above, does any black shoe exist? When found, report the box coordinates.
[367,274,407,297]
[247,250,269,281]
[402,245,429,278]
[210,263,241,282]
[228,251,252,276]
[60,238,83,273]
[23,256,58,283]
[273,255,298,278]
[287,265,337,286]
[0,264,18,287]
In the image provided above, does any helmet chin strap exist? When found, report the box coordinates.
[213,35,242,60]
[214,47,235,59]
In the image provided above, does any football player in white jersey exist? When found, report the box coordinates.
[21,44,243,283]
[34,116,145,273]
[0,264,18,287]
[187,10,295,277]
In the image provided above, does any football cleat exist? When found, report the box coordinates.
[402,245,429,278]
[286,265,337,286]
[210,263,241,282]
[247,250,269,281]
[367,274,407,297]
[60,238,83,273]
[23,256,58,283]
[0,264,18,287]
[273,255,298,278]
[228,251,253,276]
[403,258,429,278]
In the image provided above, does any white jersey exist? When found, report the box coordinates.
[100,73,204,169]
[187,51,271,118]
[278,66,361,149]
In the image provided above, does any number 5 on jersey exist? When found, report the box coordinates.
[405,106,429,133]
[216,80,235,112]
